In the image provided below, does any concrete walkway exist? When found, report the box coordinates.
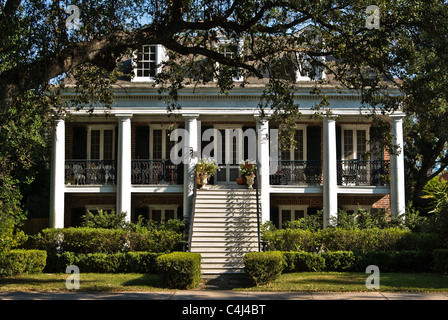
[1,290,448,300]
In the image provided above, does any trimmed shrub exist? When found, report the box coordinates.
[44,252,161,273]
[263,227,439,253]
[282,251,325,272]
[321,251,357,271]
[0,249,47,276]
[156,252,201,289]
[433,249,448,275]
[33,227,184,254]
[356,251,433,272]
[244,251,284,286]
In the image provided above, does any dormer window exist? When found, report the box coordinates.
[216,38,244,82]
[132,45,166,82]
[296,54,326,82]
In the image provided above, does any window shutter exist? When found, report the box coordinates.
[72,127,87,159]
[135,126,150,159]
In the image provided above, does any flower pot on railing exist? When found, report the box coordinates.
[239,159,257,189]
[245,173,256,189]
[197,172,211,189]
[195,157,220,189]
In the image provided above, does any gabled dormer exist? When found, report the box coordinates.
[131,44,167,82]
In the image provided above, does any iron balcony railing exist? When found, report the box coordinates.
[269,159,390,187]
[131,159,181,185]
[270,160,323,185]
[65,160,116,185]
[337,160,390,186]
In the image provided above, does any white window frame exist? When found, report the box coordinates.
[132,44,167,82]
[84,205,116,214]
[148,205,179,221]
[278,205,308,228]
[296,54,326,82]
[87,125,116,160]
[340,205,372,214]
[340,125,370,161]
[214,38,244,82]
[149,124,179,160]
[280,124,307,161]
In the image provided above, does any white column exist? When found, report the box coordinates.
[183,114,199,219]
[49,118,65,229]
[323,117,338,228]
[389,114,406,216]
[256,117,270,223]
[116,114,132,222]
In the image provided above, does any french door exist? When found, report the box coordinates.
[213,127,243,185]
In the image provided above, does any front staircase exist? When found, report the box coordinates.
[189,186,260,277]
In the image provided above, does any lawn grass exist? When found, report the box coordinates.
[240,272,448,292]
[1,272,448,292]
[0,273,169,292]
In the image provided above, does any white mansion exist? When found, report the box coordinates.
[48,44,405,274]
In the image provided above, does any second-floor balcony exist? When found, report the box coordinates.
[270,160,390,187]
[65,159,389,187]
[65,159,182,185]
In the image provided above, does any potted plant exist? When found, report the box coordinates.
[239,159,257,188]
[195,157,220,188]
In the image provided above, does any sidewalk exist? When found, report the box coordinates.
[1,290,448,300]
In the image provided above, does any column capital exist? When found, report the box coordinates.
[182,113,199,119]
[388,113,405,122]
[115,113,133,119]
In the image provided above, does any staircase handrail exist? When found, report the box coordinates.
[186,168,198,252]
[255,162,261,252]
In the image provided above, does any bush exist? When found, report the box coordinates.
[0,249,47,276]
[358,251,433,273]
[433,249,448,275]
[321,251,357,271]
[282,251,325,272]
[263,227,439,253]
[44,251,161,273]
[156,252,201,289]
[244,251,284,286]
[32,227,184,254]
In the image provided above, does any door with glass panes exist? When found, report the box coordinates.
[213,127,244,184]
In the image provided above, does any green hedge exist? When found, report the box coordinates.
[33,228,183,254]
[244,251,284,286]
[44,251,161,273]
[0,249,47,276]
[156,252,202,289]
[359,251,433,273]
[263,228,439,253]
[277,250,434,273]
[434,249,448,275]
[282,251,326,272]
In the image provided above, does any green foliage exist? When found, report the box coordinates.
[359,251,433,273]
[281,251,326,273]
[263,227,439,254]
[44,251,161,273]
[422,177,448,213]
[320,251,357,272]
[156,252,202,289]
[282,213,323,231]
[244,251,284,286]
[0,249,47,276]
[433,249,448,275]
[81,209,129,229]
[32,227,184,254]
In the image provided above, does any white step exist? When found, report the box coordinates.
[190,187,260,276]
